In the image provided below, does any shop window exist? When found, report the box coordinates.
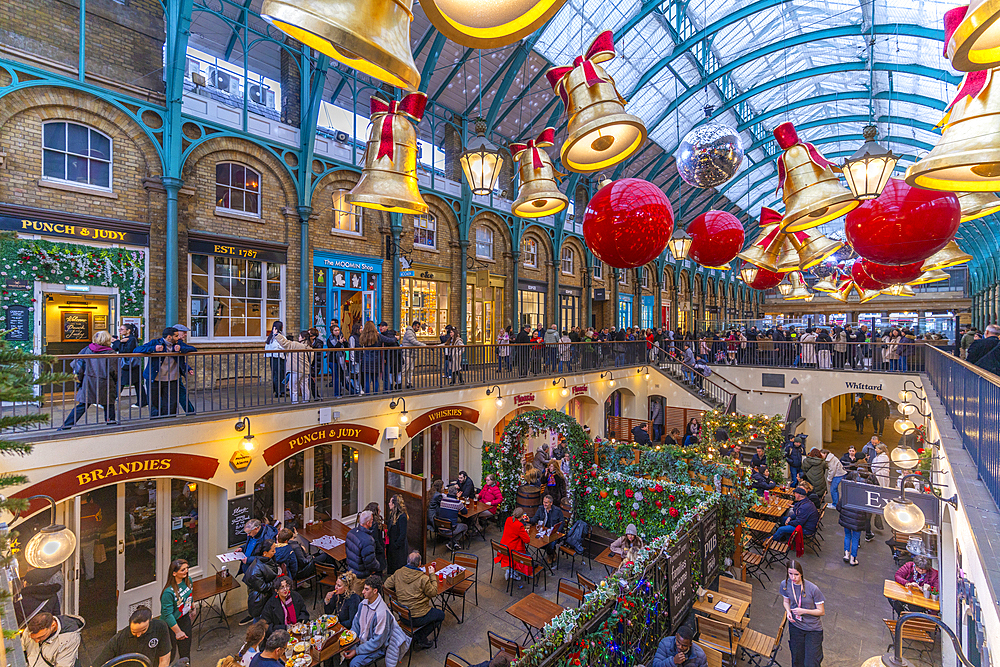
[342,445,359,516]
[401,278,448,339]
[619,269,628,286]
[189,253,283,340]
[522,238,538,268]
[171,479,199,566]
[42,121,112,190]
[560,293,579,332]
[475,226,494,260]
[642,267,650,289]
[593,262,603,280]
[216,162,261,216]
[413,212,437,249]
[519,289,545,329]
[561,247,574,275]
[331,189,362,235]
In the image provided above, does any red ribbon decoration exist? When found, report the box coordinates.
[943,5,969,55]
[510,127,556,170]
[947,69,989,112]
[369,92,427,161]
[545,30,617,108]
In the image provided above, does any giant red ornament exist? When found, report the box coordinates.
[582,178,674,268]
[845,179,961,265]
[687,210,745,268]
[749,267,784,290]
[861,259,924,286]
[851,261,888,291]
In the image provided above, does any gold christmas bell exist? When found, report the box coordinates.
[737,207,785,272]
[773,122,859,232]
[788,229,843,271]
[347,93,428,214]
[910,269,951,284]
[921,240,973,270]
[261,0,420,90]
[784,272,813,301]
[958,190,1000,220]
[510,127,568,218]
[546,30,646,173]
[945,0,1000,72]
[906,69,1000,191]
[420,0,569,48]
[811,272,841,293]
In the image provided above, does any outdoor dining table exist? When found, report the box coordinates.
[883,579,941,613]
[458,499,494,541]
[191,573,240,649]
[505,593,565,644]
[527,527,565,574]
[743,517,778,534]
[425,557,472,623]
[300,519,351,562]
[595,546,623,574]
[693,591,750,628]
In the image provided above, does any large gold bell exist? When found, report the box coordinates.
[560,64,645,173]
[947,0,1000,71]
[906,71,1000,191]
[736,233,783,273]
[773,122,858,232]
[784,272,813,301]
[347,111,427,214]
[958,191,1000,221]
[512,139,568,219]
[261,0,420,90]
[811,273,840,293]
[910,269,951,284]
[788,230,843,271]
[776,239,802,274]
[921,240,973,271]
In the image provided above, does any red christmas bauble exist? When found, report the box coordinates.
[861,259,924,286]
[845,179,960,265]
[748,267,784,290]
[582,178,674,268]
[687,210,745,268]
[851,261,887,291]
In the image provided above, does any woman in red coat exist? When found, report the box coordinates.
[496,508,533,577]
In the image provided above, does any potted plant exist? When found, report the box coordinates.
[931,587,939,601]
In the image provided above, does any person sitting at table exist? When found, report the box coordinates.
[324,572,362,629]
[798,481,823,510]
[456,470,476,499]
[273,528,309,580]
[436,484,469,551]
[471,654,512,667]
[891,555,939,614]
[665,427,682,446]
[771,487,820,543]
[345,575,391,666]
[650,625,707,667]
[610,523,645,564]
[751,465,777,493]
[840,445,866,470]
[476,473,504,532]
[750,444,767,469]
[543,460,567,506]
[632,422,651,445]
[248,629,289,667]
[237,620,267,666]
[496,508,533,582]
[531,495,565,563]
[427,479,445,531]
[259,576,309,636]
[384,551,442,650]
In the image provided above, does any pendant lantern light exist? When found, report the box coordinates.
[739,265,759,285]
[461,117,505,196]
[777,279,794,297]
[261,0,420,90]
[421,0,569,48]
[843,125,899,200]
[667,227,693,262]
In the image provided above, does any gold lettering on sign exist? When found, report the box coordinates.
[76,458,172,486]
[427,409,462,422]
[20,219,126,241]
[336,427,361,439]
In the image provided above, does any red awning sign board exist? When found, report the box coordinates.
[404,405,480,438]
[262,423,381,466]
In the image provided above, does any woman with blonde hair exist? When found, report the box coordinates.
[386,494,409,574]
[358,321,383,393]
[323,572,361,628]
[60,330,118,430]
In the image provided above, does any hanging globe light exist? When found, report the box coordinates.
[675,106,745,188]
[843,125,899,200]
[420,0,569,47]
[461,117,505,196]
[883,496,926,533]
[894,418,917,435]
[891,444,920,469]
[667,227,693,262]
[22,495,77,569]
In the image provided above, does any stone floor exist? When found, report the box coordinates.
[144,497,938,667]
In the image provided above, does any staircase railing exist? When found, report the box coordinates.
[650,344,737,413]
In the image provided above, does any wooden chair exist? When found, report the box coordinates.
[883,617,939,662]
[718,577,753,605]
[390,599,439,667]
[314,563,340,606]
[434,517,465,554]
[487,630,523,660]
[448,551,478,622]
[741,551,770,587]
[694,641,724,667]
[761,535,790,569]
[444,653,472,667]
[695,615,737,667]
[490,540,513,594]
[738,612,786,667]
[558,523,592,575]
[577,572,596,593]
[556,578,585,608]
[511,551,546,592]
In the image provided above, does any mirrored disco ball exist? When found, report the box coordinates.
[676,121,745,188]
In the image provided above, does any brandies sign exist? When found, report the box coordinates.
[840,480,940,527]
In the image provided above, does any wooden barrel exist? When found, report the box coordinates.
[515,484,541,514]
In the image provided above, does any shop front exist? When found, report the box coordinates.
[0,204,149,356]
[467,269,505,345]
[641,295,655,329]
[313,251,383,339]
[518,280,547,329]
[390,406,482,483]
[618,293,632,329]
[401,263,451,340]
[559,286,581,333]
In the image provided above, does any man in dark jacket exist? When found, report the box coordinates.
[837,471,871,566]
[750,466,777,493]
[969,324,1000,366]
[750,444,767,469]
[771,488,820,541]
[244,541,279,622]
[871,396,890,435]
[236,519,277,575]
[456,470,476,499]
[346,510,380,594]
[134,327,196,418]
[514,325,532,376]
[784,437,805,485]
[632,422,651,445]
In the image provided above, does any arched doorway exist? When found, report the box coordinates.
[821,392,903,455]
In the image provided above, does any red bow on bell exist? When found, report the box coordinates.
[546,30,617,108]
[369,92,428,161]
[772,122,837,193]
[510,128,556,170]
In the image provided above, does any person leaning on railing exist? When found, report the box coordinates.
[269,329,314,403]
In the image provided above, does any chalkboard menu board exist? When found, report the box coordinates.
[62,312,91,341]
[701,508,720,582]
[667,529,695,632]
[5,305,29,342]
[228,495,253,548]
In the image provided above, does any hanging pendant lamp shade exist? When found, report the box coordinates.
[261,0,420,90]
[739,265,759,285]
[667,227,693,262]
[421,0,569,47]
[922,240,973,270]
[511,127,568,218]
[461,117,505,196]
[842,125,899,200]
[958,190,1000,221]
[946,1,1000,71]
[546,31,646,173]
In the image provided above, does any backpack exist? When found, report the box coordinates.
[565,519,589,554]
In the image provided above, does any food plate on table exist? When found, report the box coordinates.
[289,623,308,636]
[285,654,312,667]
[292,642,309,654]
[339,630,356,646]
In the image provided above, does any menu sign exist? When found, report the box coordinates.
[700,508,720,582]
[667,529,695,632]
[5,305,29,342]
[228,495,254,548]
[62,312,90,341]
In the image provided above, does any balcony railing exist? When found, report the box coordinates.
[685,340,950,373]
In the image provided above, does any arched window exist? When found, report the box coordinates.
[561,247,574,275]
[216,162,261,216]
[475,226,494,260]
[413,212,437,248]
[331,189,362,234]
[42,121,112,190]
[521,238,538,268]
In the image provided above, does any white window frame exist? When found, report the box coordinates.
[522,238,538,268]
[593,262,603,280]
[215,162,262,217]
[41,121,113,192]
[619,269,628,286]
[331,189,363,235]
[641,267,650,289]
[561,247,574,276]
[413,212,437,249]
[475,226,494,260]
[187,253,285,342]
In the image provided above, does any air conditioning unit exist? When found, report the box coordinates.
[209,67,239,95]
[247,82,275,109]
[334,130,349,143]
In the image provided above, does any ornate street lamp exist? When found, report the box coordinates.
[668,228,693,261]
[843,125,899,200]
[461,117,505,196]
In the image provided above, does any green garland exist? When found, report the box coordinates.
[702,409,786,482]
[0,237,146,350]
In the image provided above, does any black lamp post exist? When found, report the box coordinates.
[860,612,974,667]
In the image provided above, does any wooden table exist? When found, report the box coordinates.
[595,546,623,574]
[505,593,565,643]
[527,528,565,574]
[749,501,790,518]
[301,519,352,562]
[744,517,778,534]
[423,556,471,622]
[191,573,241,649]
[693,592,750,628]
[883,580,940,613]
[459,500,494,540]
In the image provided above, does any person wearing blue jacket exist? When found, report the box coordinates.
[345,575,391,667]
[772,487,820,542]
[134,327,196,418]
[346,511,380,594]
